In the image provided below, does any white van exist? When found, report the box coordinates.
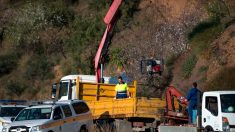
[3,100,93,132]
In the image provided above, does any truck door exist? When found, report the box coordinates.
[52,106,64,132]
[58,80,72,100]
[72,102,93,131]
[202,96,220,131]
[61,105,75,132]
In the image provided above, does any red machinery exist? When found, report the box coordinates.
[94,0,123,83]
[164,86,189,122]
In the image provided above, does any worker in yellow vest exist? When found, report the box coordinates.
[115,76,130,99]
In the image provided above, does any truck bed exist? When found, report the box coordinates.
[87,97,166,120]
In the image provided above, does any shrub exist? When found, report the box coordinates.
[165,54,179,67]
[198,66,209,73]
[0,53,19,77]
[181,54,197,78]
[206,0,230,21]
[109,48,127,68]
[24,55,54,80]
[6,80,28,97]
[189,21,223,55]
[45,0,75,27]
[188,21,220,40]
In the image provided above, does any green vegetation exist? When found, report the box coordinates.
[184,0,230,79]
[181,54,197,78]
[0,0,139,99]
[188,0,230,55]
[109,48,127,68]
[198,66,209,74]
[165,54,179,67]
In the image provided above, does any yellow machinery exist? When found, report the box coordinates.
[75,78,166,120]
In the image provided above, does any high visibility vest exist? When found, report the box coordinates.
[115,83,129,92]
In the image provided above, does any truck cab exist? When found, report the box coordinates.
[3,100,93,132]
[202,91,235,132]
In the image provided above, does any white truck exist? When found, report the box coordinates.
[52,74,119,100]
[0,100,27,131]
[3,100,93,132]
[159,91,235,132]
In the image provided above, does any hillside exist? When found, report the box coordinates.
[0,0,235,99]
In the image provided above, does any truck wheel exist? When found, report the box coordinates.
[80,126,88,132]
[204,126,214,132]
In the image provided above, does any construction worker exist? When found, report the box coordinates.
[115,76,130,99]
[186,82,201,124]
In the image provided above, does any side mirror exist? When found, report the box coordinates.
[51,83,57,99]
[11,117,15,122]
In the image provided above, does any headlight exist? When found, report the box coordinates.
[2,127,8,132]
[2,122,10,127]
[31,125,41,132]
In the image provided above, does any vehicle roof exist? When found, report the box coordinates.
[204,91,235,95]
[25,100,86,109]
[56,99,86,105]
[0,105,27,107]
[27,105,55,109]
[60,74,116,84]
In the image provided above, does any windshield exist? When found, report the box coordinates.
[58,81,69,99]
[0,107,25,117]
[221,94,235,113]
[15,108,52,121]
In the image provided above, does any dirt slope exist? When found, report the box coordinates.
[109,0,207,97]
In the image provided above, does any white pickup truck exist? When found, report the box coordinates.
[3,100,94,132]
[0,105,27,131]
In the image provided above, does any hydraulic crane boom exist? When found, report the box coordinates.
[94,0,123,83]
[165,86,188,121]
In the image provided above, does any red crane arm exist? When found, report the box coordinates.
[95,0,123,83]
[104,0,123,25]
[166,86,188,111]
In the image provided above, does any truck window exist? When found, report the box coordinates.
[53,107,63,120]
[15,108,52,121]
[0,107,25,117]
[221,94,235,113]
[58,82,69,99]
[72,102,89,114]
[206,96,218,116]
[62,105,72,117]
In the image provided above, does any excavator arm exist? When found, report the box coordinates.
[95,0,123,83]
[165,86,189,121]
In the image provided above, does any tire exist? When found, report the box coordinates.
[204,126,214,132]
[80,126,88,132]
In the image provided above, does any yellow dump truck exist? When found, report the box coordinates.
[51,75,170,131]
